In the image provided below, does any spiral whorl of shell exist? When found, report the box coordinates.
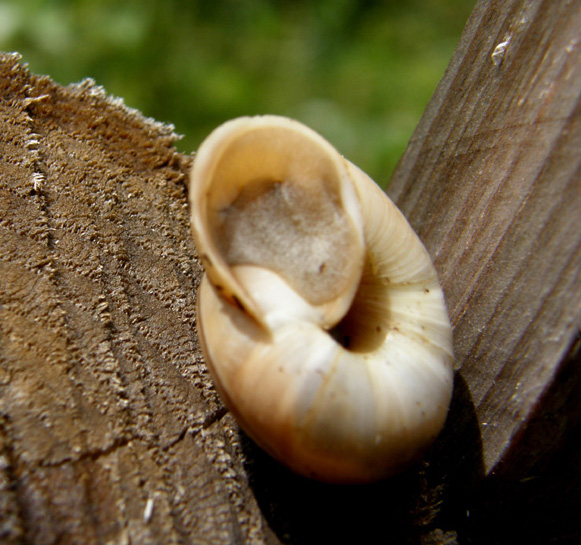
[189,116,453,483]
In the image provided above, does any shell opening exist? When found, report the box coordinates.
[203,123,364,315]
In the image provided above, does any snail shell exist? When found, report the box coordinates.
[189,116,453,483]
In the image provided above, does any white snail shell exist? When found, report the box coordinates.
[189,115,453,483]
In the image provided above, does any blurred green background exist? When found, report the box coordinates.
[0,0,474,187]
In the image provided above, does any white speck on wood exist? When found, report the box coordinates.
[491,36,512,66]
[143,497,154,523]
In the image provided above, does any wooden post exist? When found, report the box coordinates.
[0,1,579,543]
[388,1,580,542]
[391,0,581,473]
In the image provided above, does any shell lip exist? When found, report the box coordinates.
[189,114,366,330]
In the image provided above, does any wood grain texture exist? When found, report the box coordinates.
[389,0,581,475]
[0,0,579,542]
[0,52,276,545]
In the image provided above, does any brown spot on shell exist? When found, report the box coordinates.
[231,294,246,313]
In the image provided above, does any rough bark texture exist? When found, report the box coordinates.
[0,0,579,544]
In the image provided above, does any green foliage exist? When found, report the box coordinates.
[0,0,474,186]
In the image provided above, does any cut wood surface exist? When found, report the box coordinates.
[0,53,275,545]
[0,1,579,544]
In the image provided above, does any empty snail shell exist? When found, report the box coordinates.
[189,115,453,483]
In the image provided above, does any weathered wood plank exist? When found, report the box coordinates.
[389,0,581,475]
